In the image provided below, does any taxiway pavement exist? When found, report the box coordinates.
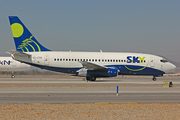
[0,76,179,103]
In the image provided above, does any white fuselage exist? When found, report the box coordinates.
[13,51,176,76]
[0,57,30,71]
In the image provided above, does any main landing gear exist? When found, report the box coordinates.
[86,77,96,81]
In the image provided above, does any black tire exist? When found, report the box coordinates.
[152,77,156,81]
[91,77,96,81]
[86,77,96,81]
[11,75,15,78]
[86,77,90,80]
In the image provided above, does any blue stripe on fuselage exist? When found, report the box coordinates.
[21,62,165,76]
[105,65,165,75]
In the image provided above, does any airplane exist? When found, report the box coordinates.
[0,57,30,78]
[8,16,176,81]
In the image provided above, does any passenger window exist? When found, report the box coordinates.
[54,58,56,61]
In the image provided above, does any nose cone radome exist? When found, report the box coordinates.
[171,63,176,70]
[165,63,176,73]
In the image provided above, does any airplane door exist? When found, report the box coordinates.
[44,55,49,66]
[150,57,155,67]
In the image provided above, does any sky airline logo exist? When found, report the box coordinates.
[127,56,146,63]
[17,35,41,52]
[0,60,11,65]
[125,56,149,71]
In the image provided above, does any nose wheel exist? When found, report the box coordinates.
[152,77,156,81]
[11,71,15,78]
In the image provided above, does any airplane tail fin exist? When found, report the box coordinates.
[9,16,50,52]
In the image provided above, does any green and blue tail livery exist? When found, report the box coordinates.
[9,16,50,52]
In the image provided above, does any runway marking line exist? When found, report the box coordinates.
[110,102,137,104]
[94,102,109,104]
[94,102,137,104]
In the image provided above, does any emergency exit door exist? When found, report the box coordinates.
[44,55,49,65]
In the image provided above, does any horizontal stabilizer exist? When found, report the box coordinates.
[8,50,31,57]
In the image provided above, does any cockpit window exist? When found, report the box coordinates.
[160,59,168,63]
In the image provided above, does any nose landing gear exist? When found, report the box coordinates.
[11,71,15,78]
[152,76,156,81]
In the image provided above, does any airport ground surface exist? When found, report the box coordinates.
[0,75,180,119]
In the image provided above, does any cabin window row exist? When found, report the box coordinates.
[54,58,146,63]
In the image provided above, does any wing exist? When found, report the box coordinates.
[79,61,107,70]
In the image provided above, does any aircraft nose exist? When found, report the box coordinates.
[163,62,176,74]
[171,63,176,70]
[169,63,176,71]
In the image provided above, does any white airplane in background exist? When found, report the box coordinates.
[8,16,176,81]
[0,57,30,78]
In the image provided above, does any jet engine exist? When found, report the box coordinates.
[77,68,118,77]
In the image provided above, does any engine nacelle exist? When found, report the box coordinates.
[106,68,118,77]
[77,69,87,77]
[77,68,118,77]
